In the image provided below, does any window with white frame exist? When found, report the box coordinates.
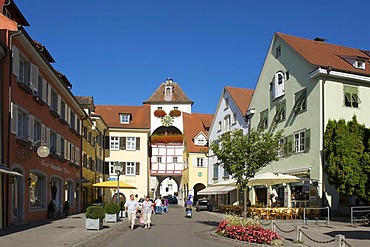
[120,114,130,124]
[126,162,136,175]
[225,98,229,109]
[213,164,219,180]
[19,57,25,83]
[278,138,285,157]
[233,113,237,125]
[50,131,57,154]
[173,157,178,163]
[33,120,42,143]
[110,137,119,150]
[17,109,28,139]
[196,138,206,146]
[126,137,136,150]
[272,71,285,99]
[218,121,222,132]
[273,100,286,124]
[294,130,305,153]
[197,158,204,167]
[344,85,361,108]
[50,89,58,112]
[157,157,162,164]
[224,115,231,132]
[29,172,45,209]
[355,60,365,69]
[257,109,268,130]
[293,89,307,115]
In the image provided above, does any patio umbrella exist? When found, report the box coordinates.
[247,172,303,186]
[92,180,137,189]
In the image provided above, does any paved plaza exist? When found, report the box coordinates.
[0,205,369,247]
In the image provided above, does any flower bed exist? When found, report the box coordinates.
[151,134,183,144]
[216,215,282,245]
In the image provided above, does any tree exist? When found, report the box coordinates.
[210,128,283,211]
[324,115,370,202]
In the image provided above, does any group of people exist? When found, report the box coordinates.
[124,194,170,231]
[154,196,169,214]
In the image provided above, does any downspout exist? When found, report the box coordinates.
[321,66,332,208]
[4,28,22,228]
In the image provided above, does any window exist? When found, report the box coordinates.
[157,157,162,164]
[225,98,229,109]
[213,164,219,180]
[33,120,42,143]
[196,138,206,146]
[344,86,361,108]
[197,158,204,167]
[60,100,66,120]
[355,60,365,69]
[65,181,74,207]
[70,111,76,129]
[218,121,222,132]
[50,89,58,112]
[257,109,268,130]
[126,137,136,150]
[272,71,285,99]
[173,157,178,163]
[126,162,136,175]
[29,173,45,209]
[60,138,65,157]
[293,89,307,114]
[50,131,57,154]
[273,100,286,124]
[223,169,229,178]
[19,57,25,83]
[293,129,310,153]
[286,71,290,80]
[120,114,130,124]
[233,113,237,125]
[278,138,285,157]
[110,137,119,150]
[275,45,281,58]
[224,115,231,132]
[17,110,28,139]
[37,75,43,98]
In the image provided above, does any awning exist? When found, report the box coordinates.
[197,185,235,195]
[0,166,23,176]
[92,180,137,189]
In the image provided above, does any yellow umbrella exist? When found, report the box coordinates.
[92,180,137,189]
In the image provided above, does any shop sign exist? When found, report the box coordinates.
[40,159,70,174]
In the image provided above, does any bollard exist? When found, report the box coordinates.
[335,234,345,247]
[295,226,300,242]
[271,220,275,232]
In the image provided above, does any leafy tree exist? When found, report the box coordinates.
[210,128,283,209]
[324,116,370,202]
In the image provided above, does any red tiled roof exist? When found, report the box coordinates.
[183,112,214,153]
[225,86,254,115]
[143,82,193,104]
[95,104,150,129]
[277,32,370,76]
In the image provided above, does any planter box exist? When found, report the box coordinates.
[105,213,118,223]
[85,218,103,230]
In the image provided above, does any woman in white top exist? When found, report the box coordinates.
[141,196,154,228]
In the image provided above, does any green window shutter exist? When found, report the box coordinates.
[304,129,310,152]
[285,135,293,156]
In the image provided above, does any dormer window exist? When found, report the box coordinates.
[120,114,130,124]
[355,60,365,69]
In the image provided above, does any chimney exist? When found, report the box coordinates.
[314,37,327,42]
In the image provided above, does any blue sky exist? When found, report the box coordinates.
[16,0,370,114]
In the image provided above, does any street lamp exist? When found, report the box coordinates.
[113,162,123,205]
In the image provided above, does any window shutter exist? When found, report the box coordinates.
[148,145,152,157]
[46,128,50,147]
[136,137,140,150]
[105,136,110,149]
[76,148,80,165]
[64,139,68,159]
[42,78,47,102]
[57,94,61,115]
[121,162,126,175]
[29,63,39,92]
[28,115,34,142]
[12,45,20,77]
[47,83,52,106]
[41,124,46,143]
[10,102,18,134]
[120,137,126,150]
[104,162,109,174]
[285,135,293,156]
[57,134,61,155]
[136,162,140,175]
[304,129,310,152]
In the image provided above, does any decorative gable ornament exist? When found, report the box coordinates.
[154,109,166,118]
[169,109,181,117]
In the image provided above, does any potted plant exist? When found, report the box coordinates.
[85,205,105,230]
[47,200,56,219]
[104,202,120,223]
[63,201,70,216]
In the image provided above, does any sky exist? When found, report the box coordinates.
[15,0,370,114]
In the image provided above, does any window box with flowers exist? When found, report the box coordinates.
[169,109,181,117]
[154,109,166,118]
[151,134,184,144]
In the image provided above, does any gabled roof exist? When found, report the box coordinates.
[33,40,55,63]
[225,86,254,115]
[95,104,150,129]
[277,32,370,76]
[143,81,193,104]
[183,112,214,153]
[3,1,30,26]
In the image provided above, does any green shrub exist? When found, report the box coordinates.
[85,206,105,219]
[104,202,120,214]
[223,214,259,227]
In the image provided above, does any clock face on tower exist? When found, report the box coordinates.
[161,115,174,126]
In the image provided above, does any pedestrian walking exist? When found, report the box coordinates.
[155,196,162,214]
[165,197,169,213]
[124,194,138,230]
[141,196,154,229]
